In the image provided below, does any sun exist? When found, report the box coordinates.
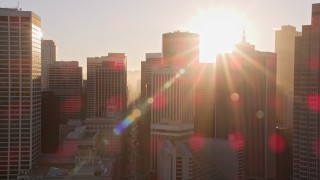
[185,7,248,62]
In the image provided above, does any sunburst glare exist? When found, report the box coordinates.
[185,7,250,62]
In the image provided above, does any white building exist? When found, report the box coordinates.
[150,66,194,179]
[41,40,56,91]
[0,8,42,179]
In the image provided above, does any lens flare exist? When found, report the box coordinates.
[307,94,320,111]
[147,97,154,104]
[228,131,245,151]
[188,133,205,152]
[268,132,285,153]
[230,93,240,102]
[255,110,264,119]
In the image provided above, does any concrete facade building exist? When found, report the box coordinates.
[41,39,57,91]
[49,61,82,122]
[0,8,42,179]
[275,25,301,127]
[293,3,320,179]
[150,66,195,178]
[215,38,277,179]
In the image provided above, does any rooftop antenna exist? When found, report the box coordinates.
[16,1,21,10]
[242,30,246,43]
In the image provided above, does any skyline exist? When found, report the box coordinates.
[1,0,318,74]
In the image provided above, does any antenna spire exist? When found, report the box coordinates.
[242,30,246,42]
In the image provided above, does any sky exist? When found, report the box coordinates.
[1,0,319,75]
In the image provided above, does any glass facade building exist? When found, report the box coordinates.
[0,8,41,179]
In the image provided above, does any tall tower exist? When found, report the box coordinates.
[86,56,107,118]
[41,39,57,91]
[293,3,320,179]
[194,63,215,137]
[0,8,42,179]
[139,53,162,176]
[150,32,198,178]
[275,25,301,126]
[215,39,277,179]
[49,61,82,122]
[162,31,199,66]
[150,66,195,179]
[93,53,127,118]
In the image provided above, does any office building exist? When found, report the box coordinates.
[275,25,301,126]
[150,32,199,178]
[87,56,107,117]
[150,66,195,178]
[87,53,127,118]
[41,91,60,153]
[293,3,320,179]
[41,39,57,91]
[162,31,199,66]
[0,8,41,179]
[215,36,277,179]
[139,53,163,177]
[194,63,215,137]
[49,61,82,122]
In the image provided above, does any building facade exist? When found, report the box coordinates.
[87,53,127,118]
[0,8,42,179]
[194,63,215,137]
[293,3,320,179]
[162,31,199,66]
[41,39,57,91]
[215,38,277,179]
[87,56,108,118]
[49,61,82,122]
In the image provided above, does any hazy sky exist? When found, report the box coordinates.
[1,0,319,74]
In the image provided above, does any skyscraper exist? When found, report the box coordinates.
[139,53,162,177]
[49,61,82,122]
[0,8,42,179]
[87,56,107,118]
[150,66,195,179]
[274,25,301,180]
[162,31,199,66]
[150,32,198,178]
[194,63,215,137]
[293,3,320,179]
[87,53,127,118]
[41,39,57,91]
[215,37,277,179]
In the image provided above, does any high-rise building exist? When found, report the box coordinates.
[194,63,215,137]
[92,53,127,117]
[215,37,277,179]
[275,25,300,180]
[87,56,107,118]
[150,67,195,178]
[41,39,57,91]
[150,32,199,179]
[293,3,320,179]
[0,8,42,179]
[275,26,301,93]
[87,53,127,118]
[139,53,162,177]
[41,91,60,153]
[49,61,82,122]
[275,25,301,126]
[162,31,199,66]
